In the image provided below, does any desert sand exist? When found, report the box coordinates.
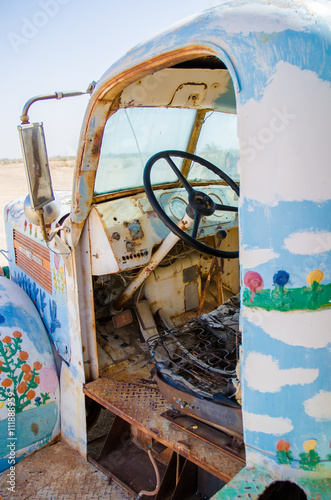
[0,159,75,267]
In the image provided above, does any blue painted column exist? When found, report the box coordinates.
[214,8,331,499]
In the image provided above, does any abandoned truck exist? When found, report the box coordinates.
[1,0,330,498]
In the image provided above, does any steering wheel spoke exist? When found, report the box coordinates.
[215,203,238,213]
[191,211,203,240]
[165,154,194,194]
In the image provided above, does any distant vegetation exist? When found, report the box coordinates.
[0,158,23,163]
[0,156,75,164]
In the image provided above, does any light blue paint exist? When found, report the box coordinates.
[241,312,331,464]
[100,7,331,105]
[11,270,71,362]
[0,278,60,472]
[0,402,58,472]
[241,199,331,288]
[149,216,170,240]
[0,302,49,356]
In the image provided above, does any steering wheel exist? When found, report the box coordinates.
[143,150,239,258]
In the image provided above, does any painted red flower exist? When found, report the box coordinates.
[19,351,29,361]
[26,390,35,401]
[23,372,32,382]
[2,336,12,344]
[33,361,43,371]
[1,378,12,387]
[17,381,27,394]
[22,364,31,373]
[277,439,291,452]
[13,331,22,338]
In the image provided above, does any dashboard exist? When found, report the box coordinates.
[89,185,238,276]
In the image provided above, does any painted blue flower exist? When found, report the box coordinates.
[34,396,42,407]
[273,270,290,288]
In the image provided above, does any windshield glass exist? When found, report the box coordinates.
[192,111,239,182]
[94,107,195,194]
[94,107,239,195]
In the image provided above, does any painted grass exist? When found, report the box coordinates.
[243,283,331,311]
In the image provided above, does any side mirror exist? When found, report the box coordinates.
[17,122,54,210]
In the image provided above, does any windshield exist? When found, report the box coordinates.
[94,107,239,195]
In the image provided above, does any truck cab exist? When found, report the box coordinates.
[1,1,331,499]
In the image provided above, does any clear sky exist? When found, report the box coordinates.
[0,0,224,160]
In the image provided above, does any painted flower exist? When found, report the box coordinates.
[303,439,317,452]
[33,361,43,371]
[18,351,29,361]
[13,331,22,338]
[300,439,320,470]
[26,390,35,401]
[273,270,289,288]
[0,401,4,409]
[244,271,264,302]
[22,364,31,373]
[35,376,40,384]
[23,372,33,382]
[276,439,293,465]
[17,381,28,394]
[39,366,58,394]
[2,336,12,344]
[276,439,291,452]
[306,269,324,286]
[1,378,12,387]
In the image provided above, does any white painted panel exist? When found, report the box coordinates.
[88,208,119,275]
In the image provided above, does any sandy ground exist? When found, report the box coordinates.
[0,160,75,267]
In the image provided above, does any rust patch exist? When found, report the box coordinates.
[30,422,39,436]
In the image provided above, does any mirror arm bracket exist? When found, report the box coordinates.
[20,82,96,124]
[37,208,55,243]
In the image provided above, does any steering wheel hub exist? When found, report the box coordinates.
[188,191,216,216]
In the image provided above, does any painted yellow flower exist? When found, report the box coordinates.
[306,269,324,286]
[0,401,4,409]
[303,439,317,452]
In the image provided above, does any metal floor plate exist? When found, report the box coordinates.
[0,441,132,500]
[84,377,244,483]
